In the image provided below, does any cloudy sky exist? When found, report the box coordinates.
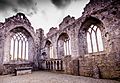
[0,0,89,34]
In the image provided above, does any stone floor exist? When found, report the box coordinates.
[0,71,119,83]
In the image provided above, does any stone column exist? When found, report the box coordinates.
[0,28,4,64]
[35,28,44,69]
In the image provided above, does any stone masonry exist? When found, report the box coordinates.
[0,0,119,80]
[41,0,120,79]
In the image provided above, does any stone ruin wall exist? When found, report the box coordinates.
[63,0,120,79]
[42,0,120,79]
[0,13,43,74]
[0,0,119,79]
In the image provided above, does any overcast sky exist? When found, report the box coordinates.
[0,0,89,34]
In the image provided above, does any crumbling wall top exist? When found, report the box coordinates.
[82,0,119,16]
[0,22,4,27]
[36,28,44,38]
[59,15,75,30]
[47,27,58,37]
[4,12,33,29]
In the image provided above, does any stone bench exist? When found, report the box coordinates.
[15,67,32,76]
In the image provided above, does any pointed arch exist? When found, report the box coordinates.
[10,32,28,60]
[57,33,71,59]
[45,40,54,59]
[78,16,105,55]
[87,25,104,53]
[4,26,35,63]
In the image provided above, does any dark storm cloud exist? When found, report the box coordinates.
[51,0,72,9]
[0,0,37,16]
[17,0,33,7]
[0,0,12,10]
[12,8,18,12]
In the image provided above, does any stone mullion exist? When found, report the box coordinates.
[17,40,20,60]
[24,41,27,60]
[13,39,15,60]
[51,46,53,58]
[21,41,23,60]
[49,46,51,58]
[50,46,52,58]
[65,41,67,55]
[88,31,93,53]
[68,40,70,55]
[95,28,99,52]
[52,46,55,58]
[91,25,95,53]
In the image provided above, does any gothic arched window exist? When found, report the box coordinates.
[87,25,104,53]
[49,44,54,59]
[10,32,28,60]
[64,38,71,56]
[45,40,54,59]
[57,33,71,59]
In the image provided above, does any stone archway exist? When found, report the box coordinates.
[57,33,71,59]
[2,13,36,64]
[78,16,105,56]
[44,40,54,59]
[4,26,35,63]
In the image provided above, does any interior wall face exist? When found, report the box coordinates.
[0,13,38,74]
[41,0,120,79]
[0,0,120,79]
